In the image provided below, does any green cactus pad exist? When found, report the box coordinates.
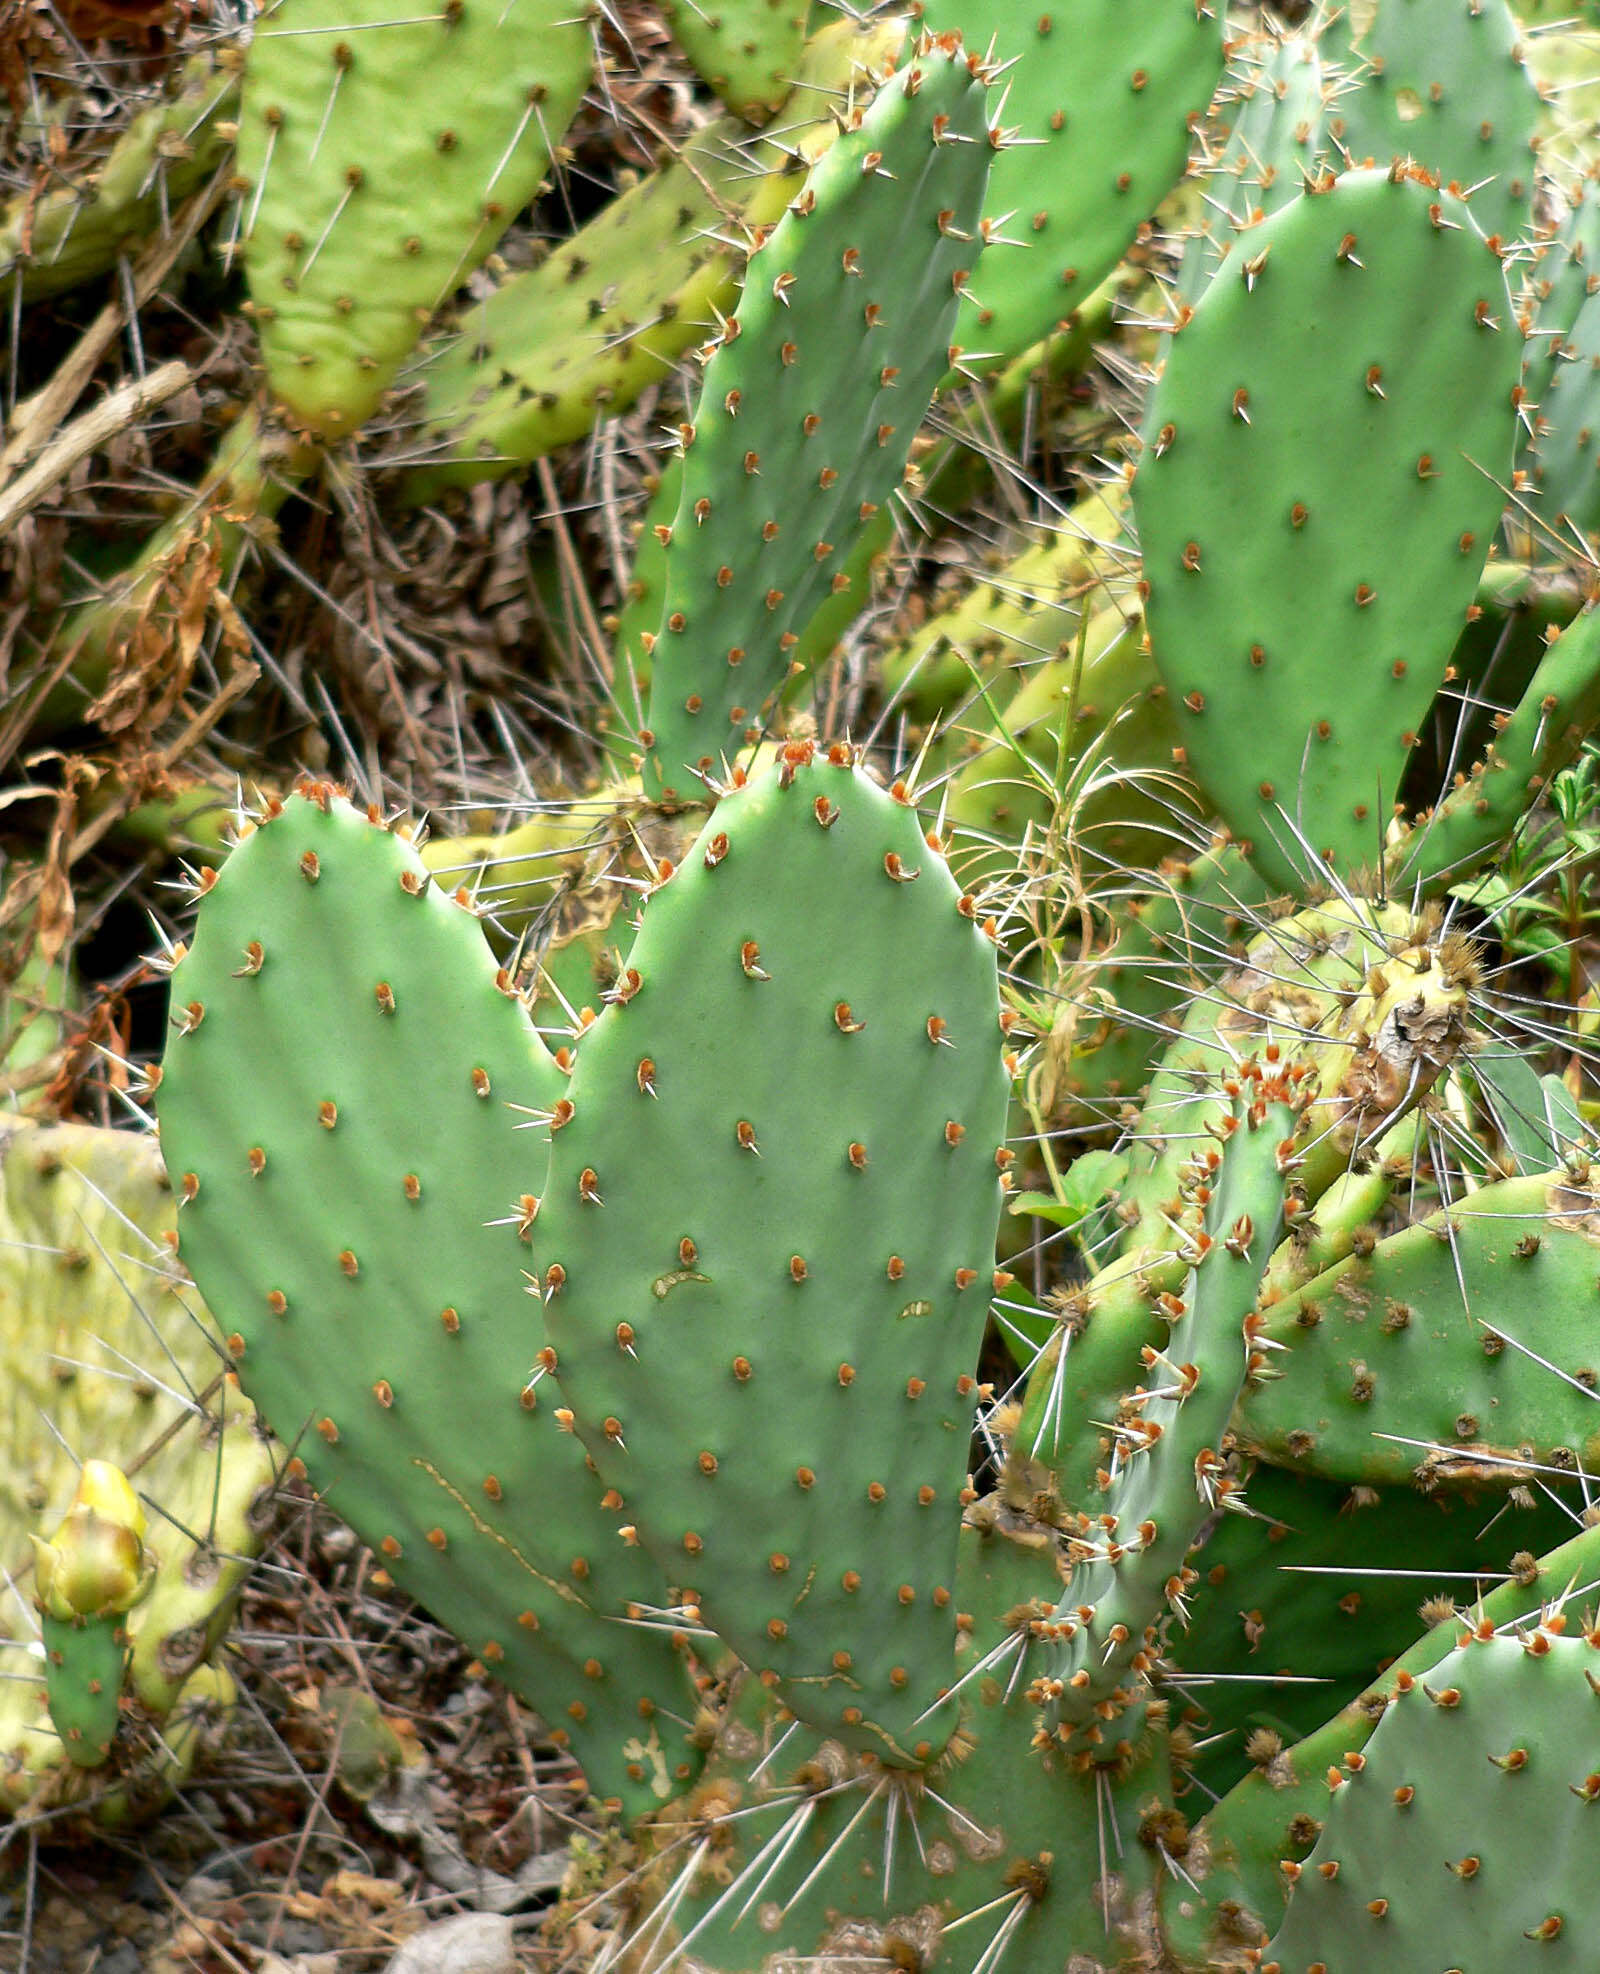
[1008,990,1237,1522]
[38,1611,129,1769]
[237,0,591,439]
[1237,1165,1600,1489]
[539,749,1009,1764]
[917,0,1227,371]
[1137,165,1522,890]
[1324,0,1541,252]
[1170,1515,1600,1967]
[399,15,906,500]
[158,787,704,1819]
[634,34,994,804]
[1174,28,1333,307]
[662,0,810,123]
[1521,179,1600,546]
[1262,1623,1600,1971]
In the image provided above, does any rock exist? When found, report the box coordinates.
[383,1913,516,1974]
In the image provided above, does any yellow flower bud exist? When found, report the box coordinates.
[31,1461,153,1621]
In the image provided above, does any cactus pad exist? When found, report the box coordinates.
[920,0,1227,368]
[635,33,994,803]
[237,0,591,438]
[158,787,704,1817]
[662,0,810,124]
[1263,1621,1600,1970]
[1239,1165,1600,1489]
[1138,165,1521,889]
[1174,28,1332,306]
[539,747,1010,1763]
[620,1525,1170,1972]
[1325,0,1540,251]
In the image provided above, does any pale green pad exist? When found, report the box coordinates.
[662,0,810,122]
[238,0,591,437]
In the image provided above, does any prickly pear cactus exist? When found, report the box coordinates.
[0,54,239,303]
[1237,1163,1600,1487]
[619,1523,1176,1974]
[1521,176,1600,546]
[1174,26,1333,306]
[401,13,909,497]
[0,1117,220,1548]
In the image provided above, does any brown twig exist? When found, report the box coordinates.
[0,163,232,485]
[0,359,192,536]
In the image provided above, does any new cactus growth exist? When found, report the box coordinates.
[31,1462,153,1768]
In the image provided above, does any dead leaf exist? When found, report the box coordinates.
[88,527,222,738]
